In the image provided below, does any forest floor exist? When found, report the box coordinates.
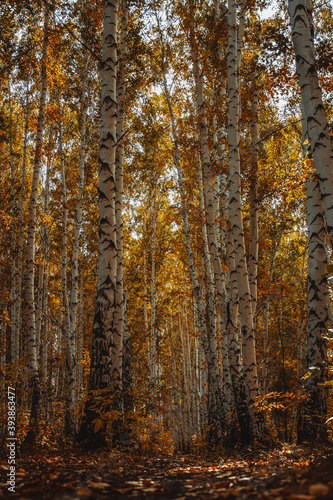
[1,445,333,499]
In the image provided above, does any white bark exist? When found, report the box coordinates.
[114,0,128,379]
[150,190,158,389]
[24,5,49,439]
[15,85,29,361]
[249,62,259,319]
[227,0,262,438]
[9,86,17,362]
[288,0,333,247]
[162,64,224,442]
[59,120,76,437]
[302,110,328,440]
[79,0,121,449]
[69,52,89,379]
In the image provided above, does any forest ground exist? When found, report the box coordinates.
[1,445,333,499]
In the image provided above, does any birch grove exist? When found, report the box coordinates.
[1,0,333,452]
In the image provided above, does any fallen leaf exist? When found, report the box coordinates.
[114,487,133,494]
[287,495,314,500]
[308,483,330,496]
[89,481,110,489]
[77,486,92,496]
[63,482,77,489]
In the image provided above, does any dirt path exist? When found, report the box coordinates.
[1,447,332,499]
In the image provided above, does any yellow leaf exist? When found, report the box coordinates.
[325,264,333,276]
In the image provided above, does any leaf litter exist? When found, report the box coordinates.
[0,445,332,499]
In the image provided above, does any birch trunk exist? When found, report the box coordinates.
[24,5,49,442]
[221,178,249,441]
[249,62,259,320]
[76,272,84,401]
[162,67,224,442]
[59,121,76,438]
[226,221,252,443]
[288,0,333,247]
[9,87,17,362]
[122,292,132,413]
[144,244,150,368]
[36,155,50,379]
[261,244,279,394]
[300,116,328,441]
[69,52,89,390]
[79,0,120,450]
[190,26,238,441]
[196,158,218,405]
[227,0,262,438]
[114,0,128,386]
[190,32,228,334]
[179,304,191,448]
[40,160,50,402]
[150,191,157,390]
[15,85,29,361]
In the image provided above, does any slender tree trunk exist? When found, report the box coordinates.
[190,29,228,335]
[69,52,89,395]
[150,191,157,391]
[37,154,51,377]
[24,5,49,442]
[40,158,51,408]
[298,115,328,442]
[114,2,128,401]
[59,120,76,438]
[261,243,279,394]
[288,0,333,247]
[9,86,17,363]
[78,0,120,450]
[249,61,259,320]
[196,158,218,405]
[162,66,224,443]
[227,0,263,439]
[226,220,252,444]
[15,85,29,362]
[179,303,191,449]
[122,292,132,413]
[76,272,85,402]
[143,243,150,368]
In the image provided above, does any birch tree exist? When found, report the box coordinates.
[299,110,329,441]
[227,0,263,439]
[24,4,49,442]
[14,85,29,363]
[69,52,90,399]
[78,0,121,450]
[288,0,333,247]
[161,62,225,443]
[114,0,128,411]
